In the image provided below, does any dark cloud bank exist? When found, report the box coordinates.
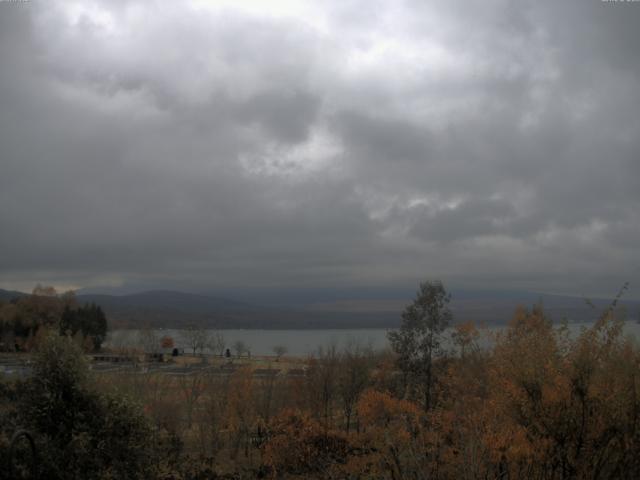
[0,0,639,300]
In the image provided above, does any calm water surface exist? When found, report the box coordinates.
[106,321,640,356]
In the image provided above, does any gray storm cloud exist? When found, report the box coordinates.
[0,0,638,297]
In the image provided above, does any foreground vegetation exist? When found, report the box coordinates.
[1,283,640,479]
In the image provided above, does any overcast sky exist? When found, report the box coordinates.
[1,0,639,298]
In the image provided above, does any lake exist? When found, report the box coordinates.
[106,320,640,357]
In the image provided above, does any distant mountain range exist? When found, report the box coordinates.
[0,289,26,302]
[1,287,638,329]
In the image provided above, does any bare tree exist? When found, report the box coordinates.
[339,340,373,432]
[233,340,248,358]
[306,343,339,432]
[256,369,280,424]
[107,330,133,353]
[182,325,211,356]
[138,326,160,354]
[207,331,226,356]
[272,345,287,361]
[196,373,229,457]
[227,367,255,459]
[177,370,206,428]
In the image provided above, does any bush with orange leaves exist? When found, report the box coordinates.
[357,388,421,428]
[465,302,640,479]
[342,389,435,479]
[261,408,348,478]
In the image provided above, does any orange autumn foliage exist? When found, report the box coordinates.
[261,408,348,477]
[356,388,421,428]
[160,335,175,349]
[86,298,640,479]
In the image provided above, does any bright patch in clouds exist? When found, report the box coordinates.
[240,127,343,178]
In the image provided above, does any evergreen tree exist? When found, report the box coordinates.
[16,333,153,479]
[59,303,108,351]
